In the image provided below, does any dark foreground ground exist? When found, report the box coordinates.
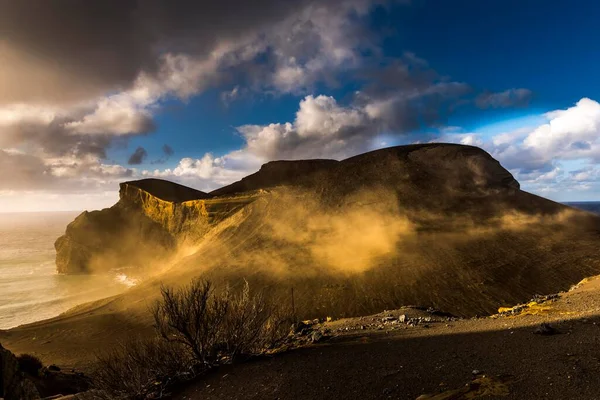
[4,276,600,399]
[173,276,600,400]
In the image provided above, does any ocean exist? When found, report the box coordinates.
[0,212,131,329]
[564,201,600,215]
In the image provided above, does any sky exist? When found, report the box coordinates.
[2,0,600,212]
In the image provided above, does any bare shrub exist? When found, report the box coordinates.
[93,339,193,400]
[17,353,43,376]
[151,280,229,366]
[152,279,289,365]
[93,279,289,399]
[221,283,290,359]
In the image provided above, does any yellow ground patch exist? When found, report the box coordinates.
[416,375,514,399]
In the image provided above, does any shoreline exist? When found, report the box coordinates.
[0,269,133,330]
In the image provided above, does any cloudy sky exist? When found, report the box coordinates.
[2,0,600,212]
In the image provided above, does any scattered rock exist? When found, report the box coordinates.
[534,323,559,336]
[311,331,324,343]
[532,293,560,303]
[417,375,514,399]
[291,321,310,334]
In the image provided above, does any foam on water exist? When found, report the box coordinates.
[115,273,139,288]
[0,212,131,329]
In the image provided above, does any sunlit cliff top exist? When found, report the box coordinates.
[120,178,210,203]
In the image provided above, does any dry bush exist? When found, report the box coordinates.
[93,279,290,399]
[93,339,193,400]
[220,282,291,359]
[94,280,290,399]
[17,353,43,376]
[152,279,289,365]
[151,280,229,366]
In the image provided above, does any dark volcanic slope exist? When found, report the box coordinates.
[57,144,600,314]
[122,178,210,202]
[210,159,339,197]
[7,143,600,370]
[167,144,600,318]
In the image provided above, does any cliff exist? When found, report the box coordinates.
[210,159,339,197]
[54,144,600,319]
[0,343,40,400]
[55,178,259,273]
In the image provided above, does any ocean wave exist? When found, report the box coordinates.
[114,273,139,287]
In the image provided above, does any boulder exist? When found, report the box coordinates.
[0,343,40,400]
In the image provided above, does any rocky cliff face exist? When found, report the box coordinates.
[55,179,258,274]
[0,343,40,400]
[55,180,208,274]
[54,145,527,274]
[54,144,600,319]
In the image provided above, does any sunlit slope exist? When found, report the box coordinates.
[55,144,600,317]
[155,144,600,318]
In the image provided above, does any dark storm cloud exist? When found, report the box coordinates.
[0,115,114,159]
[128,146,148,165]
[0,0,347,105]
[149,144,175,164]
[234,55,474,162]
[0,149,133,191]
[475,88,533,109]
[162,144,174,157]
[0,150,53,190]
[354,55,472,133]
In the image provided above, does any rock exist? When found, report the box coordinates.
[398,314,407,323]
[48,365,60,372]
[55,179,211,274]
[311,331,324,343]
[291,321,311,334]
[472,369,482,375]
[534,323,559,335]
[0,343,41,400]
[51,144,600,320]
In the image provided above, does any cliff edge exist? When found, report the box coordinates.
[54,179,212,274]
[53,144,528,274]
[53,144,600,320]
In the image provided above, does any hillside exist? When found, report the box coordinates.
[210,159,339,197]
[173,275,600,400]
[8,143,600,370]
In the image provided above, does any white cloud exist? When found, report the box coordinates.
[238,95,374,160]
[523,98,600,160]
[0,1,381,193]
[439,98,600,200]
[143,153,253,192]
